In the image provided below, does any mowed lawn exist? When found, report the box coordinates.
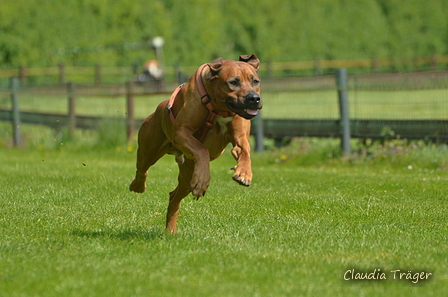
[0,147,447,296]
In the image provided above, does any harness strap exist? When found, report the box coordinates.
[194,64,234,142]
[167,83,185,123]
[167,64,235,142]
[194,111,218,142]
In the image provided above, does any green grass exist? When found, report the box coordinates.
[1,142,447,296]
[350,89,448,119]
[262,89,448,119]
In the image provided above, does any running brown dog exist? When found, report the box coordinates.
[129,54,262,233]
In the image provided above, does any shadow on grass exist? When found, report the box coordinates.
[71,227,166,241]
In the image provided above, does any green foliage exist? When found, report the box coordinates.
[264,137,448,170]
[1,0,447,68]
[376,0,448,59]
[95,119,127,149]
[0,121,129,151]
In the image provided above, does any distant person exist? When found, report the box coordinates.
[141,59,163,92]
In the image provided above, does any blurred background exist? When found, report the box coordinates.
[1,0,447,70]
[0,0,447,149]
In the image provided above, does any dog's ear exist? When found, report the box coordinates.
[239,54,260,71]
[207,58,223,77]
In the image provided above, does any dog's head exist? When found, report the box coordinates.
[206,54,262,120]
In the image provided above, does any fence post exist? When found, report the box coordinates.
[371,56,379,73]
[59,63,66,85]
[67,82,76,138]
[19,65,26,85]
[337,68,351,154]
[10,77,21,147]
[266,60,273,78]
[431,53,438,71]
[253,111,264,152]
[176,64,184,85]
[126,81,135,141]
[314,57,322,75]
[95,64,102,85]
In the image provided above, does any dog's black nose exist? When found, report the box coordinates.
[246,93,261,104]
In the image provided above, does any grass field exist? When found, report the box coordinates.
[1,138,447,296]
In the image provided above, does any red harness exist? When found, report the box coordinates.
[167,64,234,142]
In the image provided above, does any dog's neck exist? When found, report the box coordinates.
[196,64,234,117]
[193,64,235,142]
[167,64,235,143]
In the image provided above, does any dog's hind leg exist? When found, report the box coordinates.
[129,148,167,193]
[130,115,169,193]
[166,158,195,233]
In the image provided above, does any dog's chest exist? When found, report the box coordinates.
[215,116,233,135]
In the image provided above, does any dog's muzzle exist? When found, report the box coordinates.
[226,93,263,120]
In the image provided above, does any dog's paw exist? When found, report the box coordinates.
[190,183,208,199]
[231,166,252,186]
[190,170,210,198]
[129,179,146,193]
[190,181,209,198]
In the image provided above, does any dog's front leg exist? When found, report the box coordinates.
[173,127,210,198]
[230,116,252,186]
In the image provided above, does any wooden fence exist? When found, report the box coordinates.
[1,70,447,152]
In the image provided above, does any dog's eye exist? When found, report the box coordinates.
[228,80,239,87]
[253,79,260,85]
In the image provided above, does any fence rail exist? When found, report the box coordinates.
[1,53,448,83]
[1,110,446,144]
[256,119,448,142]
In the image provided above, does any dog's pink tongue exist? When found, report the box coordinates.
[247,109,259,116]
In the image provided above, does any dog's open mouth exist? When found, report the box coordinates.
[244,109,259,116]
[226,100,262,120]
